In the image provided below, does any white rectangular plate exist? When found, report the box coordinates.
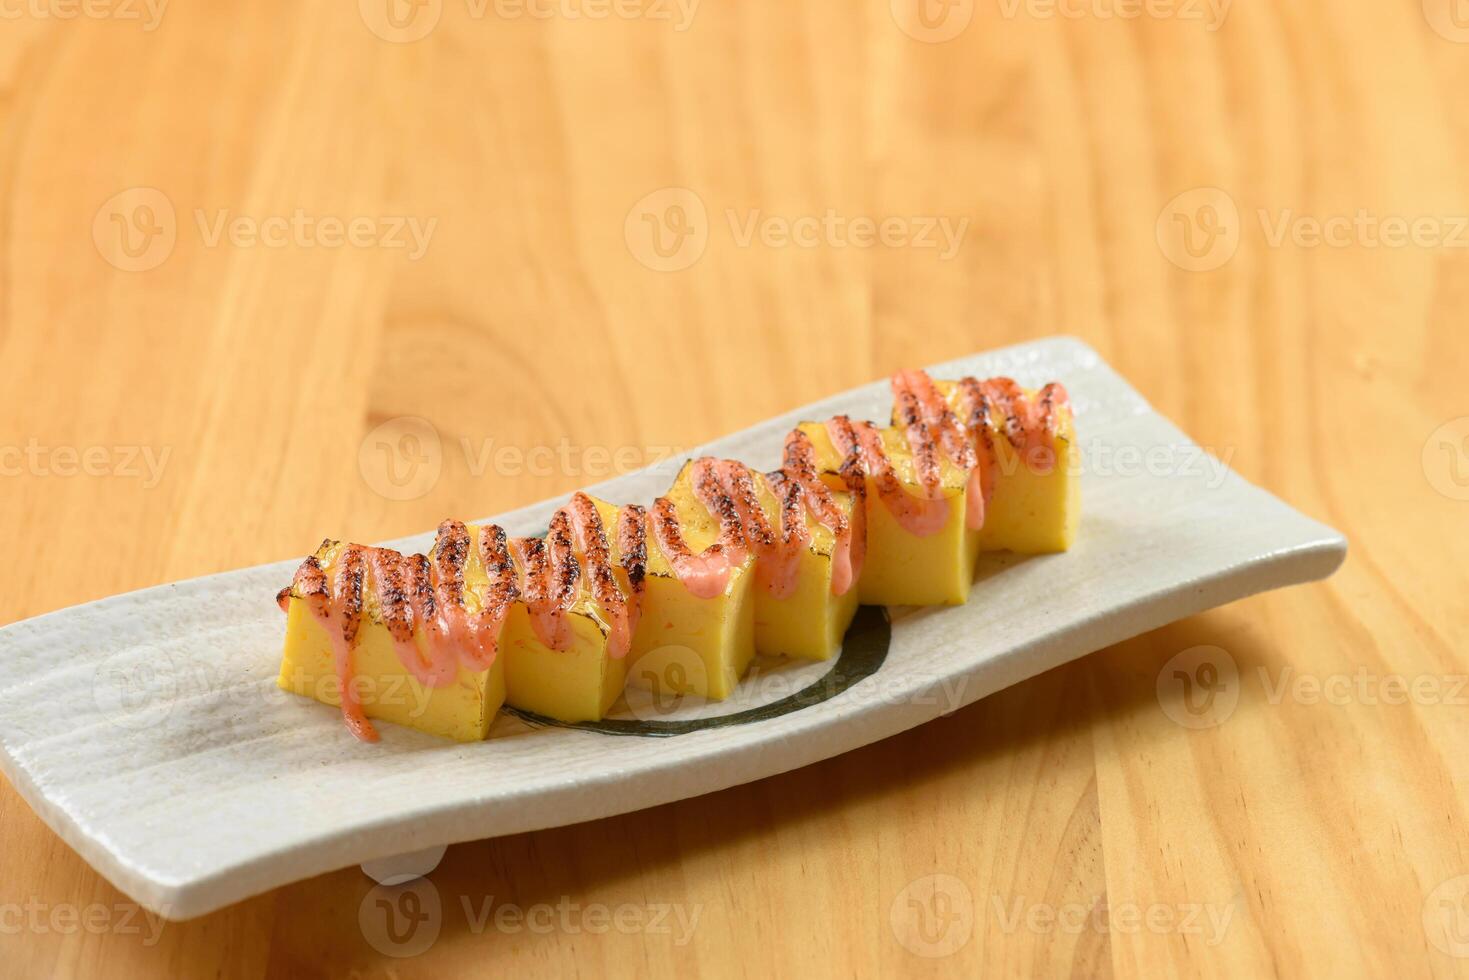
[0,337,1346,920]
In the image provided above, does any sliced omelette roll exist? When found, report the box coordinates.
[794,417,979,607]
[891,371,1080,554]
[276,520,512,743]
[744,435,864,660]
[594,461,760,702]
[500,494,635,723]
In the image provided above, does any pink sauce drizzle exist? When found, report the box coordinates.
[648,448,870,600]
[512,511,580,652]
[469,524,520,669]
[296,546,377,743]
[699,457,803,600]
[560,492,634,659]
[278,520,524,742]
[893,369,983,529]
[615,504,648,638]
[649,482,738,600]
[278,369,1068,741]
[974,377,1071,476]
[825,415,950,537]
[890,371,1073,530]
[781,428,866,596]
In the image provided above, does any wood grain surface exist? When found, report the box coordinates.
[2,0,1467,976]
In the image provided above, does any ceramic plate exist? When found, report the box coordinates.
[0,337,1346,919]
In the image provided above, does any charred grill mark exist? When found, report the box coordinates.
[432,520,472,613]
[980,377,1028,450]
[826,414,864,475]
[829,415,916,518]
[546,509,581,612]
[691,458,743,553]
[565,492,623,616]
[369,549,414,644]
[830,411,922,538]
[894,387,944,491]
[724,462,776,548]
[1036,382,1070,438]
[904,417,940,487]
[765,468,807,546]
[407,553,436,627]
[956,378,1001,472]
[650,496,695,561]
[478,524,521,615]
[871,466,904,499]
[335,546,367,646]
[783,428,849,537]
[1003,409,1025,447]
[783,428,818,480]
[897,370,975,472]
[934,403,972,467]
[838,458,866,501]
[617,504,648,592]
[850,420,905,499]
[516,536,550,608]
[290,555,331,616]
[958,377,988,431]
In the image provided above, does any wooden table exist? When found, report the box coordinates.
[3,1,1467,975]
